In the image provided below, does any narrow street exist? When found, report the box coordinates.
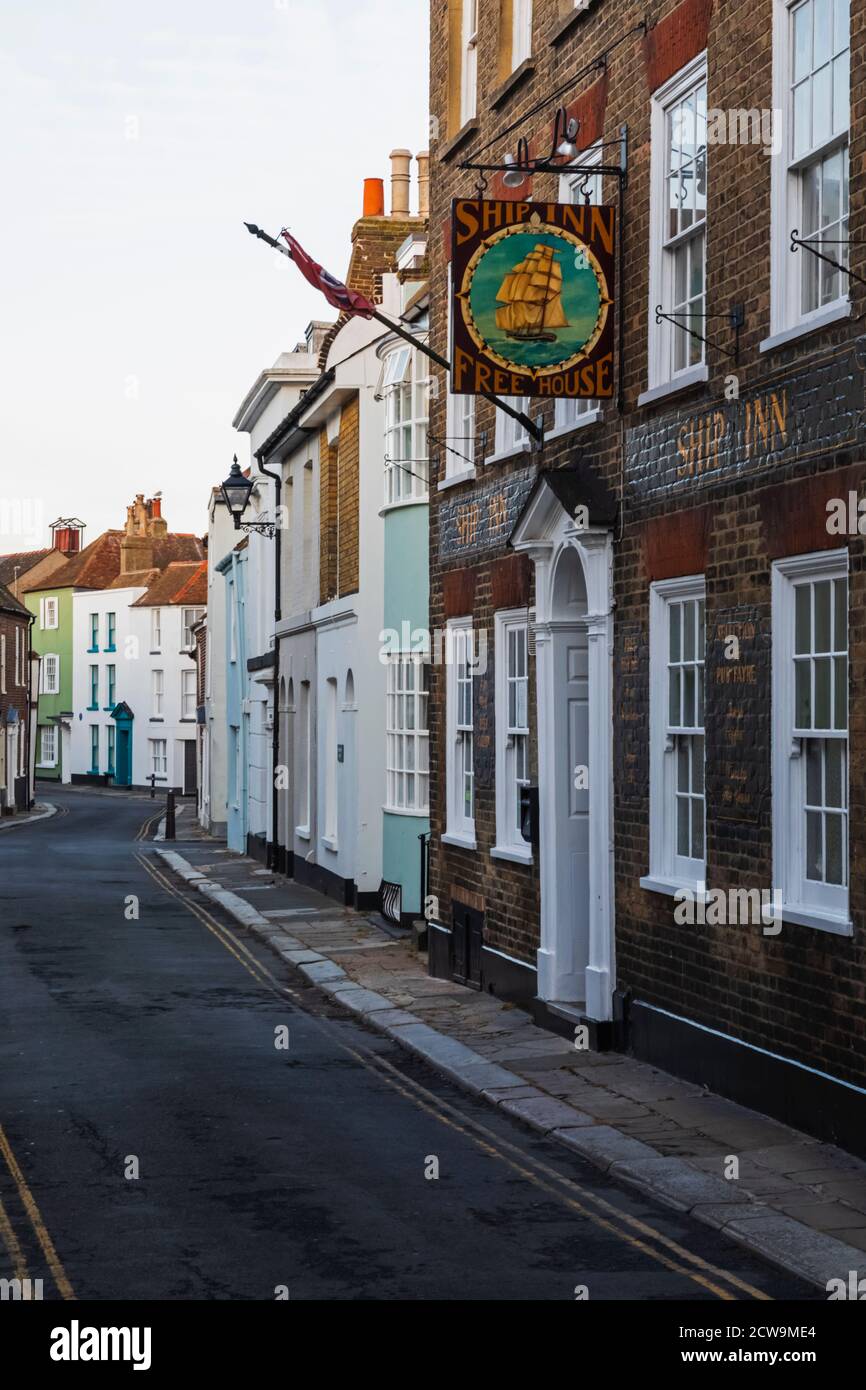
[0,788,814,1302]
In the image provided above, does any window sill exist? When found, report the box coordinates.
[759,299,851,355]
[778,903,853,937]
[441,830,477,851]
[637,365,709,409]
[439,116,480,164]
[295,826,311,841]
[87,648,99,655]
[321,835,339,853]
[105,646,117,654]
[549,1,596,46]
[438,465,477,492]
[546,409,602,442]
[489,58,535,111]
[86,705,99,713]
[383,806,430,819]
[491,843,533,866]
[484,441,532,468]
[639,874,703,899]
[379,497,429,517]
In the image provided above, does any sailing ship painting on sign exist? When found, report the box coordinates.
[496,243,568,342]
[450,199,616,400]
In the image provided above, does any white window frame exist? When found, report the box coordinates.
[512,0,533,69]
[151,608,162,652]
[322,676,338,849]
[647,53,709,394]
[182,607,203,651]
[105,611,116,650]
[442,265,477,486]
[493,610,532,862]
[40,597,58,630]
[460,0,478,125]
[385,654,430,814]
[444,616,476,847]
[641,574,706,896]
[767,0,850,342]
[89,663,99,709]
[772,548,850,934]
[383,343,429,506]
[14,628,21,686]
[90,724,100,772]
[152,668,164,717]
[39,724,57,768]
[89,612,99,651]
[105,663,116,709]
[41,652,60,696]
[487,397,531,463]
[297,680,312,839]
[150,738,167,778]
[553,143,604,436]
[181,668,196,720]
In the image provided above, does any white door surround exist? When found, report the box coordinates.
[511,490,616,1022]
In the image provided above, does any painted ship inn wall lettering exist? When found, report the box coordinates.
[626,340,866,498]
[451,199,616,400]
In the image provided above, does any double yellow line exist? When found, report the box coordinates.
[0,1125,75,1300]
[137,850,773,1303]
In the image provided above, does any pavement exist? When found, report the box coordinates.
[0,784,823,1301]
[154,828,866,1294]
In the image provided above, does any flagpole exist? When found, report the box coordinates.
[244,223,542,445]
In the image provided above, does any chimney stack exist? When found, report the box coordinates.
[120,494,165,575]
[363,178,385,218]
[416,151,430,218]
[389,149,412,217]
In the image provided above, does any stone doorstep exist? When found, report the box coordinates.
[152,842,866,1292]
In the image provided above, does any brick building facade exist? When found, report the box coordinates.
[427,0,866,1151]
[0,581,35,814]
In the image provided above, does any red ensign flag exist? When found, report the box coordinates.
[279,230,376,318]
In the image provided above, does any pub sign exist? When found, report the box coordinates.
[450,198,616,401]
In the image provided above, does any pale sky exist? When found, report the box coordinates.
[0,0,429,552]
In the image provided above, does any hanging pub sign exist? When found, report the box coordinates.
[450,198,616,401]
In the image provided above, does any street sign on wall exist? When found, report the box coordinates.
[450,198,615,400]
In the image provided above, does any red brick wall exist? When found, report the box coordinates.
[429,0,866,1083]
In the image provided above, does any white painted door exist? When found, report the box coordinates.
[553,626,590,991]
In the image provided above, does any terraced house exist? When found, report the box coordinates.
[2,518,85,783]
[427,0,866,1153]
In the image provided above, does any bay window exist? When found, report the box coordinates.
[383,344,428,505]
[385,656,429,813]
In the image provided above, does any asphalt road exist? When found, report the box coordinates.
[0,786,817,1302]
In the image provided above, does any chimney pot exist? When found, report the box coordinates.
[389,149,412,217]
[416,151,430,219]
[363,178,385,218]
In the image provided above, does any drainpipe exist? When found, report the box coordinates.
[257,456,282,872]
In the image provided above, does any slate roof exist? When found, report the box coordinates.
[0,580,31,618]
[0,549,55,586]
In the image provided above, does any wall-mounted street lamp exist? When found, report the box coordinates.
[220,457,278,538]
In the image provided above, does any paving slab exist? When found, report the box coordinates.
[500,1096,593,1133]
[156,840,866,1291]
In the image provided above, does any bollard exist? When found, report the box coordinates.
[165,789,176,841]
[150,773,156,800]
